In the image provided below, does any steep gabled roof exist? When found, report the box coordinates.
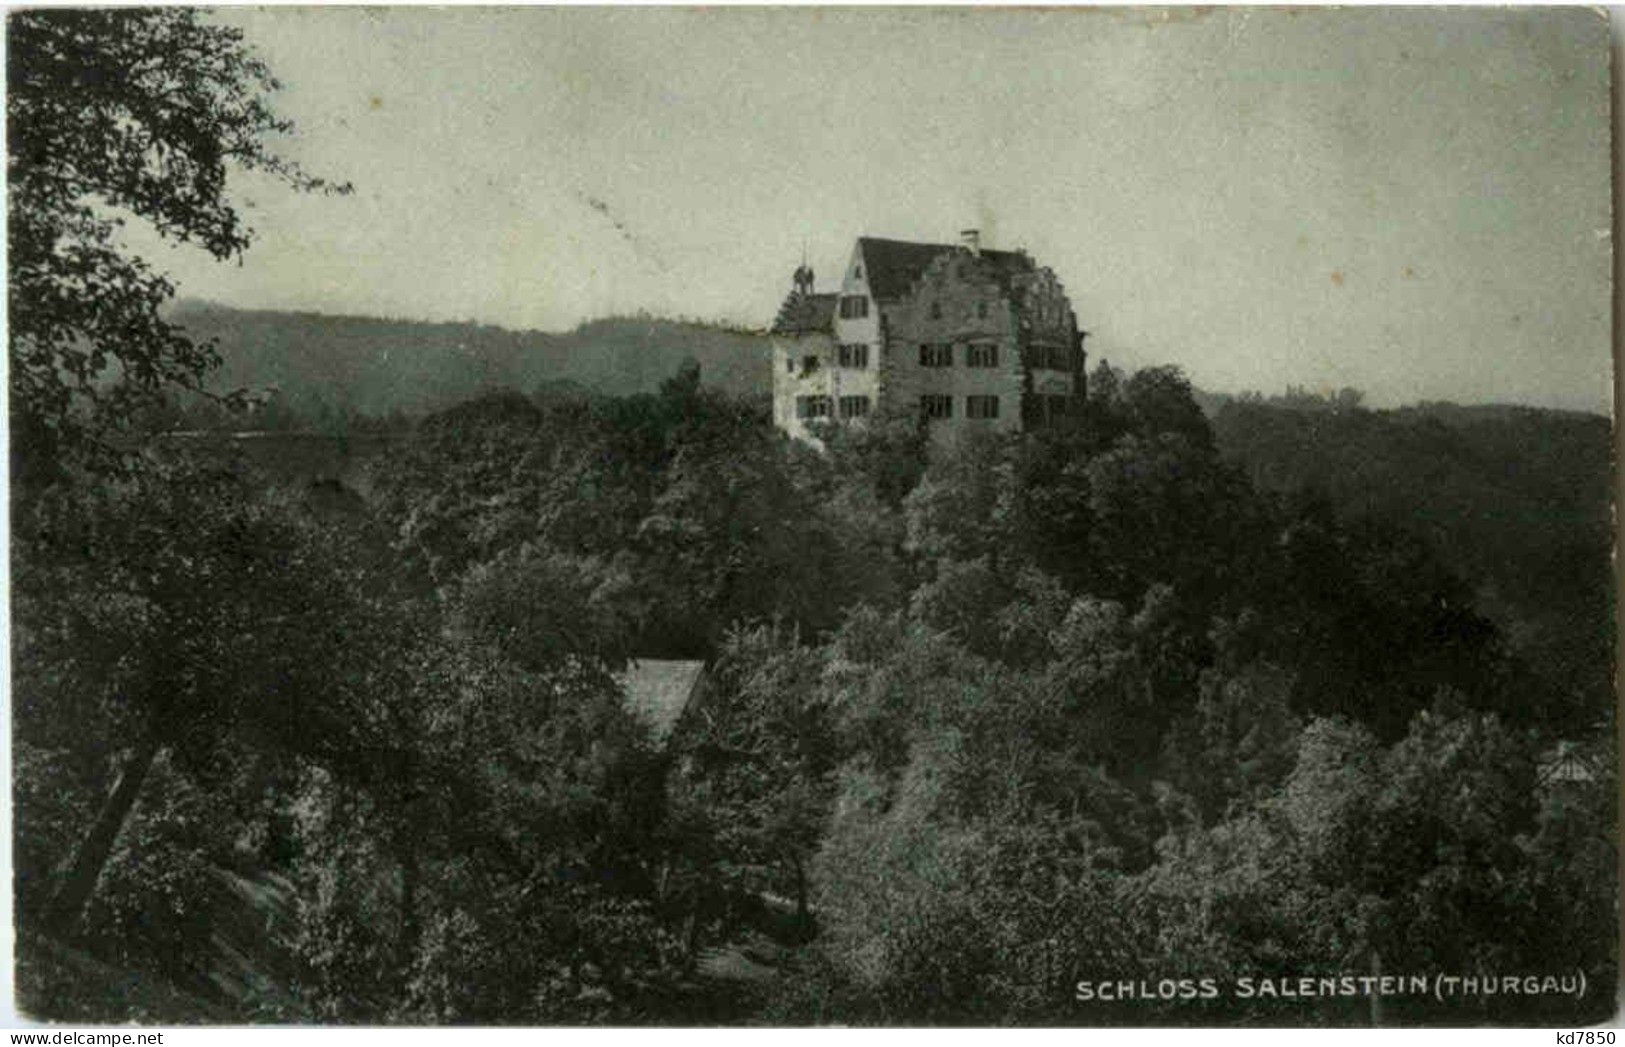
[857,237,1033,301]
[771,291,838,335]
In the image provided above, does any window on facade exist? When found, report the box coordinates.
[1030,344,1070,370]
[839,295,869,319]
[920,394,953,420]
[966,343,998,368]
[967,394,1000,419]
[976,301,989,319]
[801,355,821,375]
[919,343,952,367]
[1024,393,1074,429]
[796,395,833,420]
[929,302,942,320]
[838,395,871,420]
[786,357,795,374]
[838,343,870,368]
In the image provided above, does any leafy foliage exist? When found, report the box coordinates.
[8,9,347,475]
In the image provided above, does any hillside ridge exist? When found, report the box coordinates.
[164,300,774,421]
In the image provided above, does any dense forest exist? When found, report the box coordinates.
[16,359,1617,1024]
[1208,391,1613,720]
[10,7,1615,1028]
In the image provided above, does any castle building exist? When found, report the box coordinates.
[770,231,1086,445]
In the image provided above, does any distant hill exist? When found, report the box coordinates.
[166,301,773,422]
[1207,394,1614,713]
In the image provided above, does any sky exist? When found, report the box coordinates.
[134,6,1613,412]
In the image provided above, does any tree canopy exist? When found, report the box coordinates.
[8,8,347,475]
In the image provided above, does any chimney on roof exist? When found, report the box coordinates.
[960,229,981,256]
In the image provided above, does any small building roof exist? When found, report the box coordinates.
[1537,740,1602,785]
[616,659,706,742]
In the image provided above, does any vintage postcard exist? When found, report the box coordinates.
[7,5,1616,1028]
